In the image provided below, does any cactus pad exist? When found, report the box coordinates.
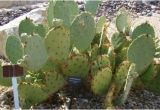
[116,12,129,33]
[19,83,47,108]
[85,0,101,15]
[97,54,110,69]
[45,71,66,94]
[128,35,155,73]
[96,16,106,33]
[91,67,112,95]
[45,26,70,62]
[62,55,89,79]
[24,34,48,71]
[141,63,157,82]
[34,24,46,38]
[91,44,99,61]
[114,61,130,90]
[131,22,155,40]
[19,18,35,36]
[47,0,56,27]
[70,12,96,52]
[53,1,79,27]
[107,47,116,71]
[5,36,23,64]
[111,32,126,50]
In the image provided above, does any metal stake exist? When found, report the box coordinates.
[12,77,20,109]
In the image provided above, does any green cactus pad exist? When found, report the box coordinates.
[19,17,35,36]
[45,72,66,94]
[128,35,155,73]
[141,63,157,82]
[5,36,23,64]
[47,0,56,27]
[34,24,46,38]
[70,12,96,52]
[24,34,48,71]
[131,22,155,40]
[91,44,99,61]
[91,61,99,75]
[116,12,129,33]
[85,0,101,15]
[45,26,70,62]
[19,83,47,108]
[40,60,56,72]
[107,47,116,71]
[116,47,128,66]
[114,61,130,90]
[111,32,126,50]
[98,44,109,55]
[91,67,112,95]
[97,54,110,69]
[96,16,106,33]
[53,1,79,27]
[62,55,89,79]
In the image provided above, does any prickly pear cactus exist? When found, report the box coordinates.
[97,55,110,69]
[116,12,129,33]
[70,12,96,52]
[91,67,112,95]
[116,47,128,66]
[45,26,70,62]
[120,64,138,104]
[44,71,66,94]
[91,61,99,75]
[5,36,23,64]
[34,24,46,38]
[19,83,48,108]
[111,32,126,50]
[0,60,11,87]
[24,34,48,71]
[53,0,79,27]
[85,0,101,15]
[19,17,35,36]
[99,44,109,55]
[47,0,56,27]
[96,16,106,33]
[104,61,130,106]
[131,22,155,40]
[140,63,157,82]
[40,60,56,72]
[62,55,89,79]
[114,61,130,89]
[91,44,99,61]
[107,47,116,71]
[128,34,155,73]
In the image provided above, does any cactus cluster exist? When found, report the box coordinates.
[0,0,160,109]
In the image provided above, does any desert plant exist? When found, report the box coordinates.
[0,0,159,109]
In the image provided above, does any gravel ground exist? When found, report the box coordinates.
[0,0,160,109]
[0,2,47,26]
[0,86,160,109]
